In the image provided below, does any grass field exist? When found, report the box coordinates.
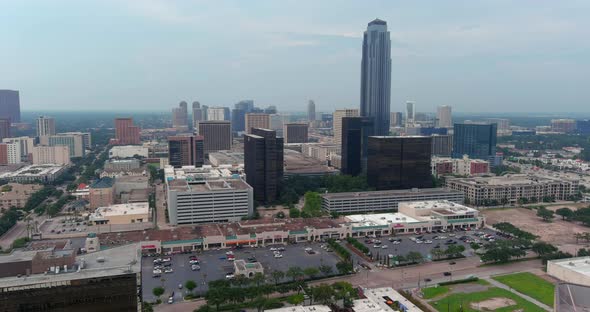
[492,272,555,306]
[430,287,545,312]
[422,286,450,299]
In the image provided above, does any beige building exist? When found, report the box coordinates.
[89,202,149,225]
[0,183,42,209]
[89,178,115,209]
[245,113,270,134]
[233,259,264,278]
[548,257,590,287]
[333,109,359,145]
[32,145,71,165]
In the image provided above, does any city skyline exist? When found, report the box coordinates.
[2,1,590,113]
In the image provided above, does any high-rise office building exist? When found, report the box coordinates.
[264,106,277,114]
[341,117,374,176]
[172,101,189,131]
[270,114,285,137]
[201,105,209,121]
[231,108,246,133]
[367,136,432,190]
[198,121,232,155]
[284,123,309,143]
[333,109,359,145]
[436,105,452,128]
[0,90,20,122]
[192,101,204,130]
[390,112,403,127]
[168,135,204,168]
[245,113,270,134]
[114,118,141,145]
[244,128,284,204]
[0,118,10,141]
[452,123,497,159]
[405,101,415,126]
[235,100,254,112]
[307,100,316,122]
[431,134,453,157]
[360,19,391,136]
[36,116,56,137]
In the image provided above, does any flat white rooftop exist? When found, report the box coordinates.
[550,256,590,277]
[401,200,477,215]
[164,165,238,181]
[0,164,64,178]
[346,213,421,226]
[266,305,332,312]
[90,202,149,219]
[357,287,424,312]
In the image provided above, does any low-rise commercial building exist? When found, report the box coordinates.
[284,149,339,177]
[356,287,424,312]
[103,158,141,171]
[301,143,340,163]
[234,259,264,278]
[114,175,149,196]
[548,256,590,287]
[445,174,579,206]
[0,183,42,209]
[321,188,464,214]
[0,164,66,183]
[89,202,149,225]
[208,151,244,167]
[109,145,148,159]
[100,167,147,178]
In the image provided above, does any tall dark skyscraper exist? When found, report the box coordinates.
[0,90,20,123]
[168,135,204,168]
[360,19,391,136]
[0,118,11,141]
[235,100,254,112]
[307,100,316,122]
[367,136,432,190]
[231,108,246,133]
[244,128,284,204]
[198,121,231,155]
[452,123,497,159]
[341,117,374,176]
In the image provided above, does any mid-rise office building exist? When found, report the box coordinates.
[114,117,140,145]
[431,134,453,156]
[192,101,204,130]
[360,19,391,136]
[32,145,70,165]
[341,116,374,176]
[245,113,270,134]
[307,100,316,122]
[551,119,577,134]
[431,155,489,177]
[452,123,497,160]
[0,90,20,122]
[198,121,232,155]
[390,112,403,127]
[367,136,432,190]
[284,123,308,143]
[2,136,34,162]
[45,134,85,157]
[36,116,56,137]
[244,128,283,204]
[321,188,464,214]
[446,174,579,206]
[60,132,91,149]
[301,143,340,163]
[166,170,253,225]
[168,135,204,168]
[333,109,359,145]
[436,105,452,128]
[172,101,189,131]
[483,118,510,132]
[0,118,10,141]
[235,100,255,112]
[89,177,115,209]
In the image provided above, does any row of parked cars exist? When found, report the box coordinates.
[152,257,173,276]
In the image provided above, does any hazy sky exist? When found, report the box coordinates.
[2,0,590,113]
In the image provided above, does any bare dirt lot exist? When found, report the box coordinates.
[483,208,590,251]
[470,297,516,310]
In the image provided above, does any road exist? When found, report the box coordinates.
[155,183,171,229]
[0,213,47,250]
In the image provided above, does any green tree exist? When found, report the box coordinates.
[289,207,300,218]
[311,284,335,305]
[319,265,333,276]
[532,241,558,256]
[336,261,353,274]
[556,207,574,221]
[431,248,445,260]
[537,207,555,222]
[252,272,265,287]
[481,240,526,263]
[406,251,424,264]
[270,270,284,285]
[185,280,197,293]
[303,267,320,280]
[302,192,322,217]
[152,286,164,300]
[142,302,154,312]
[287,293,305,305]
[205,287,226,311]
[286,266,304,281]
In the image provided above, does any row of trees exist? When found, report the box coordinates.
[277,175,373,206]
[345,237,370,255]
[431,245,466,260]
[555,207,590,227]
[493,222,538,240]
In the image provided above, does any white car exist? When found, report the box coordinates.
[393,241,401,245]
[152,269,162,274]
[381,245,388,249]
[191,264,200,271]
[424,240,433,244]
[225,273,235,279]
[416,240,423,244]
[164,268,174,274]
[304,247,312,252]
[274,253,283,258]
[168,297,174,304]
[270,247,278,251]
[373,244,380,248]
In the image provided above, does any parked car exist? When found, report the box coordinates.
[225,273,235,279]
[191,264,201,271]
[443,272,452,276]
[164,268,174,274]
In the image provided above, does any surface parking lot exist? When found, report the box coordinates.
[141,243,341,303]
[356,228,499,261]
